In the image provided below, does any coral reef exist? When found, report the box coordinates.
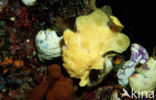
[62,9,130,86]
[0,0,156,99]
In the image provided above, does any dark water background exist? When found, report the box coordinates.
[96,0,155,55]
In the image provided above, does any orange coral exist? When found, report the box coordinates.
[3,68,9,74]
[13,60,24,68]
[0,57,24,68]
[0,58,24,74]
[0,57,13,66]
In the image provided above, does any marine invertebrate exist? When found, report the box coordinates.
[46,77,73,100]
[17,7,32,27]
[46,64,74,100]
[28,64,74,100]
[21,0,37,6]
[0,57,13,66]
[47,64,61,80]
[129,48,156,95]
[0,0,8,7]
[0,57,24,69]
[62,9,130,86]
[13,60,24,68]
[35,29,63,62]
[28,82,48,100]
[117,43,149,86]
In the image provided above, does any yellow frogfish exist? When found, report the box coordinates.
[62,9,130,86]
